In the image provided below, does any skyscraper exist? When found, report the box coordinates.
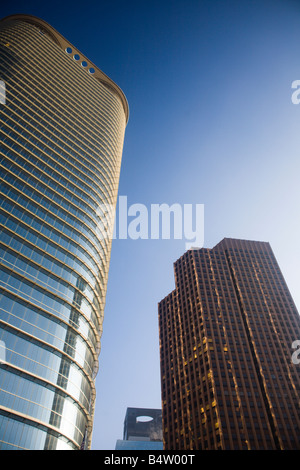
[158,238,300,450]
[0,14,128,449]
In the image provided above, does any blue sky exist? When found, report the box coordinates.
[1,0,300,449]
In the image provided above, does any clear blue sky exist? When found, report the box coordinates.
[1,0,300,450]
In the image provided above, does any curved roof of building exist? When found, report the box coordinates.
[0,14,129,123]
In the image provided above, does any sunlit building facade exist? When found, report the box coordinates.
[0,14,128,449]
[159,238,300,450]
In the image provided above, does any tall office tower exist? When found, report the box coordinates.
[0,15,128,449]
[158,238,300,450]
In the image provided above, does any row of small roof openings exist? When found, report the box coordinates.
[65,46,95,74]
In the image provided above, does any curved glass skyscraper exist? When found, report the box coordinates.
[0,15,128,449]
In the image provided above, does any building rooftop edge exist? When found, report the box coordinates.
[0,14,129,124]
[158,237,272,305]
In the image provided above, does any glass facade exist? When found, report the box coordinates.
[0,15,128,449]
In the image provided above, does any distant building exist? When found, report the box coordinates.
[159,238,300,450]
[115,407,163,450]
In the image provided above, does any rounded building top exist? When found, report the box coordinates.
[0,14,129,124]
